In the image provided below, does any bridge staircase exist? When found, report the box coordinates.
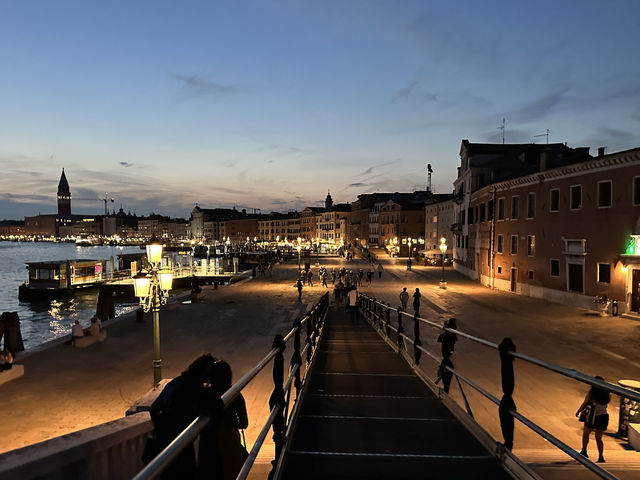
[278,307,512,479]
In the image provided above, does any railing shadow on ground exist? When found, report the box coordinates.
[133,292,330,480]
[357,293,640,480]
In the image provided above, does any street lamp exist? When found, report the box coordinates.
[297,244,302,271]
[439,237,447,289]
[134,237,173,388]
[407,239,412,258]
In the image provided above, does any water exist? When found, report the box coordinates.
[0,242,142,350]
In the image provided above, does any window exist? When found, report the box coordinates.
[527,235,535,256]
[497,266,502,274]
[570,185,582,210]
[634,177,640,205]
[497,234,503,253]
[468,208,473,224]
[527,193,536,219]
[528,270,534,280]
[550,188,559,212]
[498,198,505,220]
[479,203,486,222]
[598,263,611,284]
[510,235,518,255]
[550,259,560,277]
[598,181,612,208]
[511,196,519,220]
[488,200,494,221]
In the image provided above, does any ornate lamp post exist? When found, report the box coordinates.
[439,237,448,289]
[407,239,413,258]
[134,237,173,387]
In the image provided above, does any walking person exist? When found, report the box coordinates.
[321,271,328,288]
[346,286,358,323]
[367,268,373,286]
[296,278,303,302]
[576,376,611,462]
[377,262,383,278]
[358,269,363,286]
[307,269,313,287]
[399,287,409,311]
[413,288,421,316]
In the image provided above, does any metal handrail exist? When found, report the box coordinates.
[362,294,640,403]
[358,293,636,480]
[133,293,328,480]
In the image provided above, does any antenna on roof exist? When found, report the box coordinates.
[533,128,550,144]
[497,118,505,144]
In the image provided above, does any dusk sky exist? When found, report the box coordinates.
[1,1,638,219]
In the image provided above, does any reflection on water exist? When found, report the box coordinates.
[0,242,141,350]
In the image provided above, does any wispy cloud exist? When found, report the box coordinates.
[172,73,236,100]
[392,80,437,103]
[509,87,570,123]
[119,161,133,167]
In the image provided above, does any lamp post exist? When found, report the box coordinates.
[315,237,320,265]
[439,237,447,289]
[134,237,173,388]
[297,244,302,271]
[407,239,413,259]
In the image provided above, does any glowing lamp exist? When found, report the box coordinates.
[158,269,174,292]
[133,274,151,298]
[146,236,163,264]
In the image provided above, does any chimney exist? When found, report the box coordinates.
[597,146,606,157]
[540,148,552,171]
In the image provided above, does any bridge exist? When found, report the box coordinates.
[3,262,640,479]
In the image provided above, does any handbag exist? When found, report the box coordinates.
[578,404,592,423]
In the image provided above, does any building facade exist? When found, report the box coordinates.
[463,146,640,313]
[424,195,455,260]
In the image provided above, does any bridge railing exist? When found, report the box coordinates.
[132,292,330,480]
[358,293,640,480]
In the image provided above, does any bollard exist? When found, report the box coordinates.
[413,312,422,365]
[269,334,286,466]
[498,338,517,450]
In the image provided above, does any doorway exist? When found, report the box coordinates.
[632,269,640,312]
[568,263,584,293]
[510,268,517,292]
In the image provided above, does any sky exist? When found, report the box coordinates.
[1,0,639,220]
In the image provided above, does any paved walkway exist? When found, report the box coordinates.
[281,307,511,479]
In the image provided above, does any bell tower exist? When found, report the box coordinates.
[325,190,333,209]
[57,169,71,217]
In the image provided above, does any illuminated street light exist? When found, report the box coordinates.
[439,237,448,289]
[297,244,302,271]
[134,236,173,387]
[407,239,413,258]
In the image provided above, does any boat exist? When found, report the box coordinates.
[18,259,108,300]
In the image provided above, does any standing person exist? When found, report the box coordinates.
[576,376,611,462]
[199,360,249,480]
[321,271,328,288]
[346,286,359,323]
[307,269,313,287]
[399,288,409,311]
[413,288,421,316]
[144,354,218,478]
[296,278,303,302]
[438,318,458,358]
[367,268,373,286]
[358,269,364,286]
[407,258,412,271]
[377,263,383,278]
[331,269,336,285]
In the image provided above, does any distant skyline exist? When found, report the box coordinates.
[1,0,639,219]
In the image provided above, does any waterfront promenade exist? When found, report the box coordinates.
[1,252,639,475]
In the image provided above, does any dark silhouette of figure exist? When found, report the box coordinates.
[399,288,409,311]
[412,288,421,315]
[144,354,218,478]
[406,258,412,271]
[199,360,248,480]
[438,318,458,358]
[346,286,358,323]
[296,278,303,302]
[307,269,313,287]
[377,263,383,278]
[576,376,611,462]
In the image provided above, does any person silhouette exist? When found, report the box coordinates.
[412,288,421,315]
[399,288,409,311]
[576,376,610,462]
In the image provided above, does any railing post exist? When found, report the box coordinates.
[498,338,516,450]
[397,309,404,351]
[290,318,302,396]
[413,312,421,365]
[306,311,312,365]
[269,334,286,467]
[385,305,391,338]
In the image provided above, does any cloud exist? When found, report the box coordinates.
[347,182,368,188]
[392,80,437,103]
[119,162,133,167]
[172,73,236,99]
[509,87,570,123]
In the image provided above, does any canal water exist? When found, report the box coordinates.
[0,242,142,350]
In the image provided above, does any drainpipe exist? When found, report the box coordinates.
[491,188,497,289]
